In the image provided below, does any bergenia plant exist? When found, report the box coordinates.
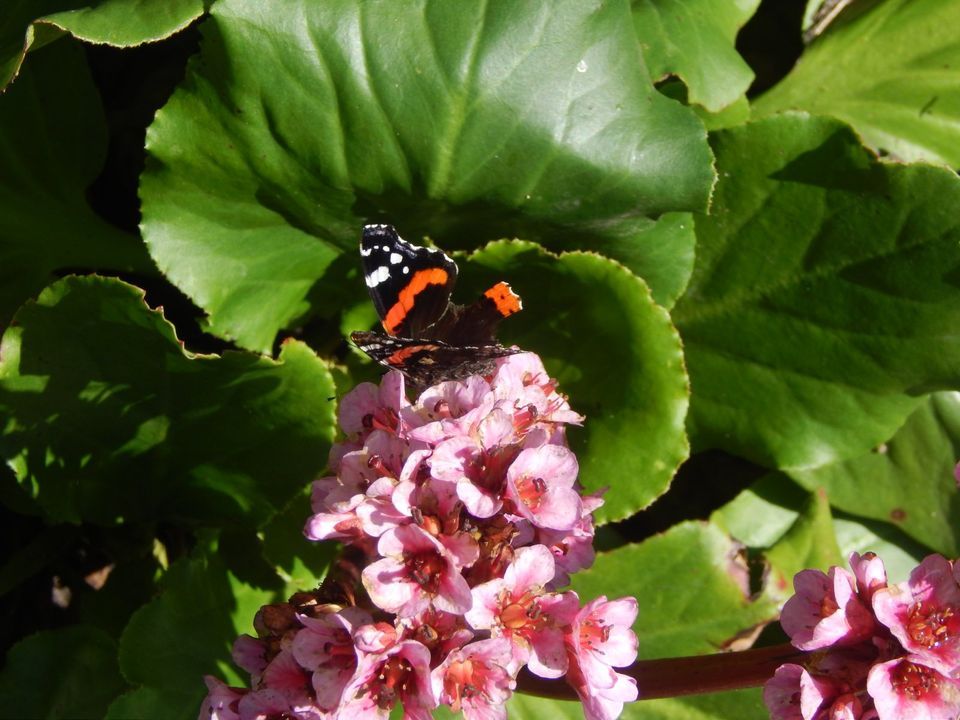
[3,1,960,719]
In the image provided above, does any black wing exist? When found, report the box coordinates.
[359,224,458,338]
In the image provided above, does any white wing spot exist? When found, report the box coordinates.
[360,247,373,257]
[365,266,391,287]
[402,266,410,275]
[390,253,403,265]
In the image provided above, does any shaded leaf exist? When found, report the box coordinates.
[106,687,199,720]
[0,625,127,719]
[117,549,276,717]
[675,113,960,469]
[0,276,336,527]
[1,1,204,89]
[141,0,714,351]
[461,241,689,524]
[0,39,153,331]
[755,0,960,167]
[633,0,761,112]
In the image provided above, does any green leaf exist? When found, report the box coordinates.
[106,687,200,720]
[2,1,205,89]
[571,522,777,658]
[674,113,960,469]
[789,393,960,556]
[117,549,276,718]
[261,488,337,587]
[764,488,842,603]
[509,689,769,720]
[755,0,960,168]
[0,276,336,527]
[833,516,928,583]
[713,475,930,580]
[462,242,689,524]
[0,38,153,331]
[633,0,761,112]
[140,0,715,352]
[0,625,127,719]
[634,690,768,720]
[549,212,698,310]
[711,473,809,549]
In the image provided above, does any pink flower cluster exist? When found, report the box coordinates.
[765,552,960,720]
[200,353,638,720]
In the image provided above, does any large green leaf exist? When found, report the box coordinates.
[755,0,960,168]
[0,276,336,527]
[1,1,205,89]
[789,393,960,556]
[0,39,153,331]
[633,0,761,112]
[140,0,715,352]
[462,242,689,525]
[674,113,960,469]
[571,522,777,659]
[0,625,127,719]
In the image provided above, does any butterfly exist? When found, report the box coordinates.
[350,224,522,392]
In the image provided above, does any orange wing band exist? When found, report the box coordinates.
[383,268,450,334]
[484,282,522,317]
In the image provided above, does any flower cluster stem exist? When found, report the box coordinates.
[516,643,806,701]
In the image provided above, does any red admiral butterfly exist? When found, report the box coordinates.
[351,224,522,391]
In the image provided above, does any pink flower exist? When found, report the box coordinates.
[338,371,408,437]
[505,443,582,531]
[567,596,638,692]
[873,555,960,677]
[429,407,519,518]
[232,635,268,681]
[290,607,370,712]
[491,354,583,427]
[198,676,244,720]
[236,651,318,720]
[867,657,960,720]
[781,567,876,651]
[850,552,888,603]
[763,663,865,720]
[338,639,436,719]
[362,524,477,617]
[763,664,807,720]
[417,376,492,422]
[403,608,475,665]
[536,492,602,587]
[466,544,579,678]
[565,647,638,720]
[431,638,517,720]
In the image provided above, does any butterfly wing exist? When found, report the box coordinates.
[360,224,458,338]
[350,330,519,392]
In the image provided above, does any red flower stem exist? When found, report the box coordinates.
[516,642,807,701]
